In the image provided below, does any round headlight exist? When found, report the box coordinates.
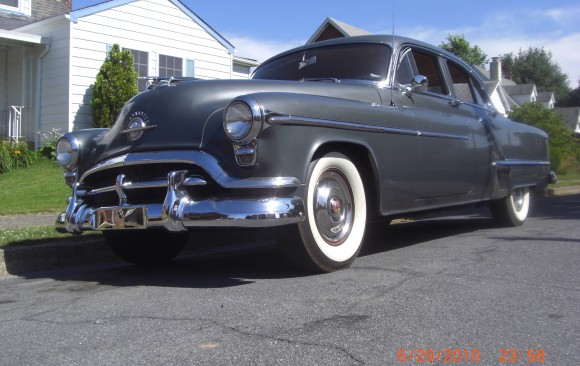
[55,133,80,170]
[223,97,263,145]
[224,102,252,140]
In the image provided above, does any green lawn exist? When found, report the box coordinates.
[553,172,580,188]
[0,159,70,215]
[0,225,102,248]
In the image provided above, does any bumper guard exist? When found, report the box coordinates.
[56,170,305,234]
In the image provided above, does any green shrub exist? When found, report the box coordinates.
[91,44,138,128]
[38,128,64,160]
[548,146,562,173]
[509,103,580,174]
[0,140,38,173]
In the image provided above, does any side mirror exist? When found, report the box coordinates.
[405,75,428,95]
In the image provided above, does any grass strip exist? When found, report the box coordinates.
[0,159,70,215]
[553,173,580,188]
[0,226,102,248]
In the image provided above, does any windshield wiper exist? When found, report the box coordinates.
[300,78,340,83]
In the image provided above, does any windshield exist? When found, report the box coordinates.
[252,43,391,82]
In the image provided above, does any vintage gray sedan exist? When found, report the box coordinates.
[55,35,555,272]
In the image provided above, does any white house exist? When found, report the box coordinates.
[0,0,258,148]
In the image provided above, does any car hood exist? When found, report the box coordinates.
[88,79,383,166]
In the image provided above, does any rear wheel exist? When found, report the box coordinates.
[103,230,189,265]
[490,187,530,226]
[277,153,367,272]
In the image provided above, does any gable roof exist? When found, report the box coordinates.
[69,0,234,54]
[537,92,555,103]
[503,84,537,96]
[554,107,580,131]
[306,17,371,44]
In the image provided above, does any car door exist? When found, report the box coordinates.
[443,59,494,195]
[393,47,478,200]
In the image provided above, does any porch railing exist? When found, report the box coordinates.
[8,106,24,142]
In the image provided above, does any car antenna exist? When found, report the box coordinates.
[390,0,396,106]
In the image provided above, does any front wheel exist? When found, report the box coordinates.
[277,153,367,272]
[103,229,189,265]
[490,187,530,227]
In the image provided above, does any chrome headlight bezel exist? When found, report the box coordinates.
[55,133,80,171]
[223,96,263,145]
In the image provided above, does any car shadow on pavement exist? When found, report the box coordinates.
[12,209,502,288]
[361,215,496,257]
[11,194,577,287]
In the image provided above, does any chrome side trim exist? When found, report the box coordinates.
[56,170,305,234]
[417,130,471,141]
[269,115,471,140]
[80,150,301,189]
[269,115,418,136]
[493,160,551,167]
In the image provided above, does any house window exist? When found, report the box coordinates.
[159,55,183,77]
[0,0,30,15]
[0,0,18,7]
[185,59,195,77]
[126,48,149,92]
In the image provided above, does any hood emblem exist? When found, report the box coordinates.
[120,111,157,141]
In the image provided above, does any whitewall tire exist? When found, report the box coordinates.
[491,187,530,227]
[277,153,367,272]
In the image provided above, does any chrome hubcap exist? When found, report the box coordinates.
[313,169,354,245]
[513,188,525,212]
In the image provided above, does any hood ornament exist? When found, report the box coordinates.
[120,111,157,141]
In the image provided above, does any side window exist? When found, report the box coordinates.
[446,61,487,106]
[396,48,446,95]
[396,50,416,85]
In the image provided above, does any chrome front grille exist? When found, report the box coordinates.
[78,162,214,207]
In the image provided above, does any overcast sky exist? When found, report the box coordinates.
[73,0,580,87]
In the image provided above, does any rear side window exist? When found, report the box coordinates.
[447,61,487,106]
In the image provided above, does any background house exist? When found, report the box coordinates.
[0,0,70,29]
[1,0,258,148]
[307,17,370,44]
[555,107,580,137]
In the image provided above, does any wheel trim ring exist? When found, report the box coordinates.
[312,168,355,246]
[512,188,525,212]
[305,156,366,264]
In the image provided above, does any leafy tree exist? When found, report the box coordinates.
[501,47,570,105]
[439,34,487,67]
[559,80,580,107]
[91,44,138,128]
[509,103,579,173]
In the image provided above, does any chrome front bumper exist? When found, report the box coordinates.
[56,169,305,234]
